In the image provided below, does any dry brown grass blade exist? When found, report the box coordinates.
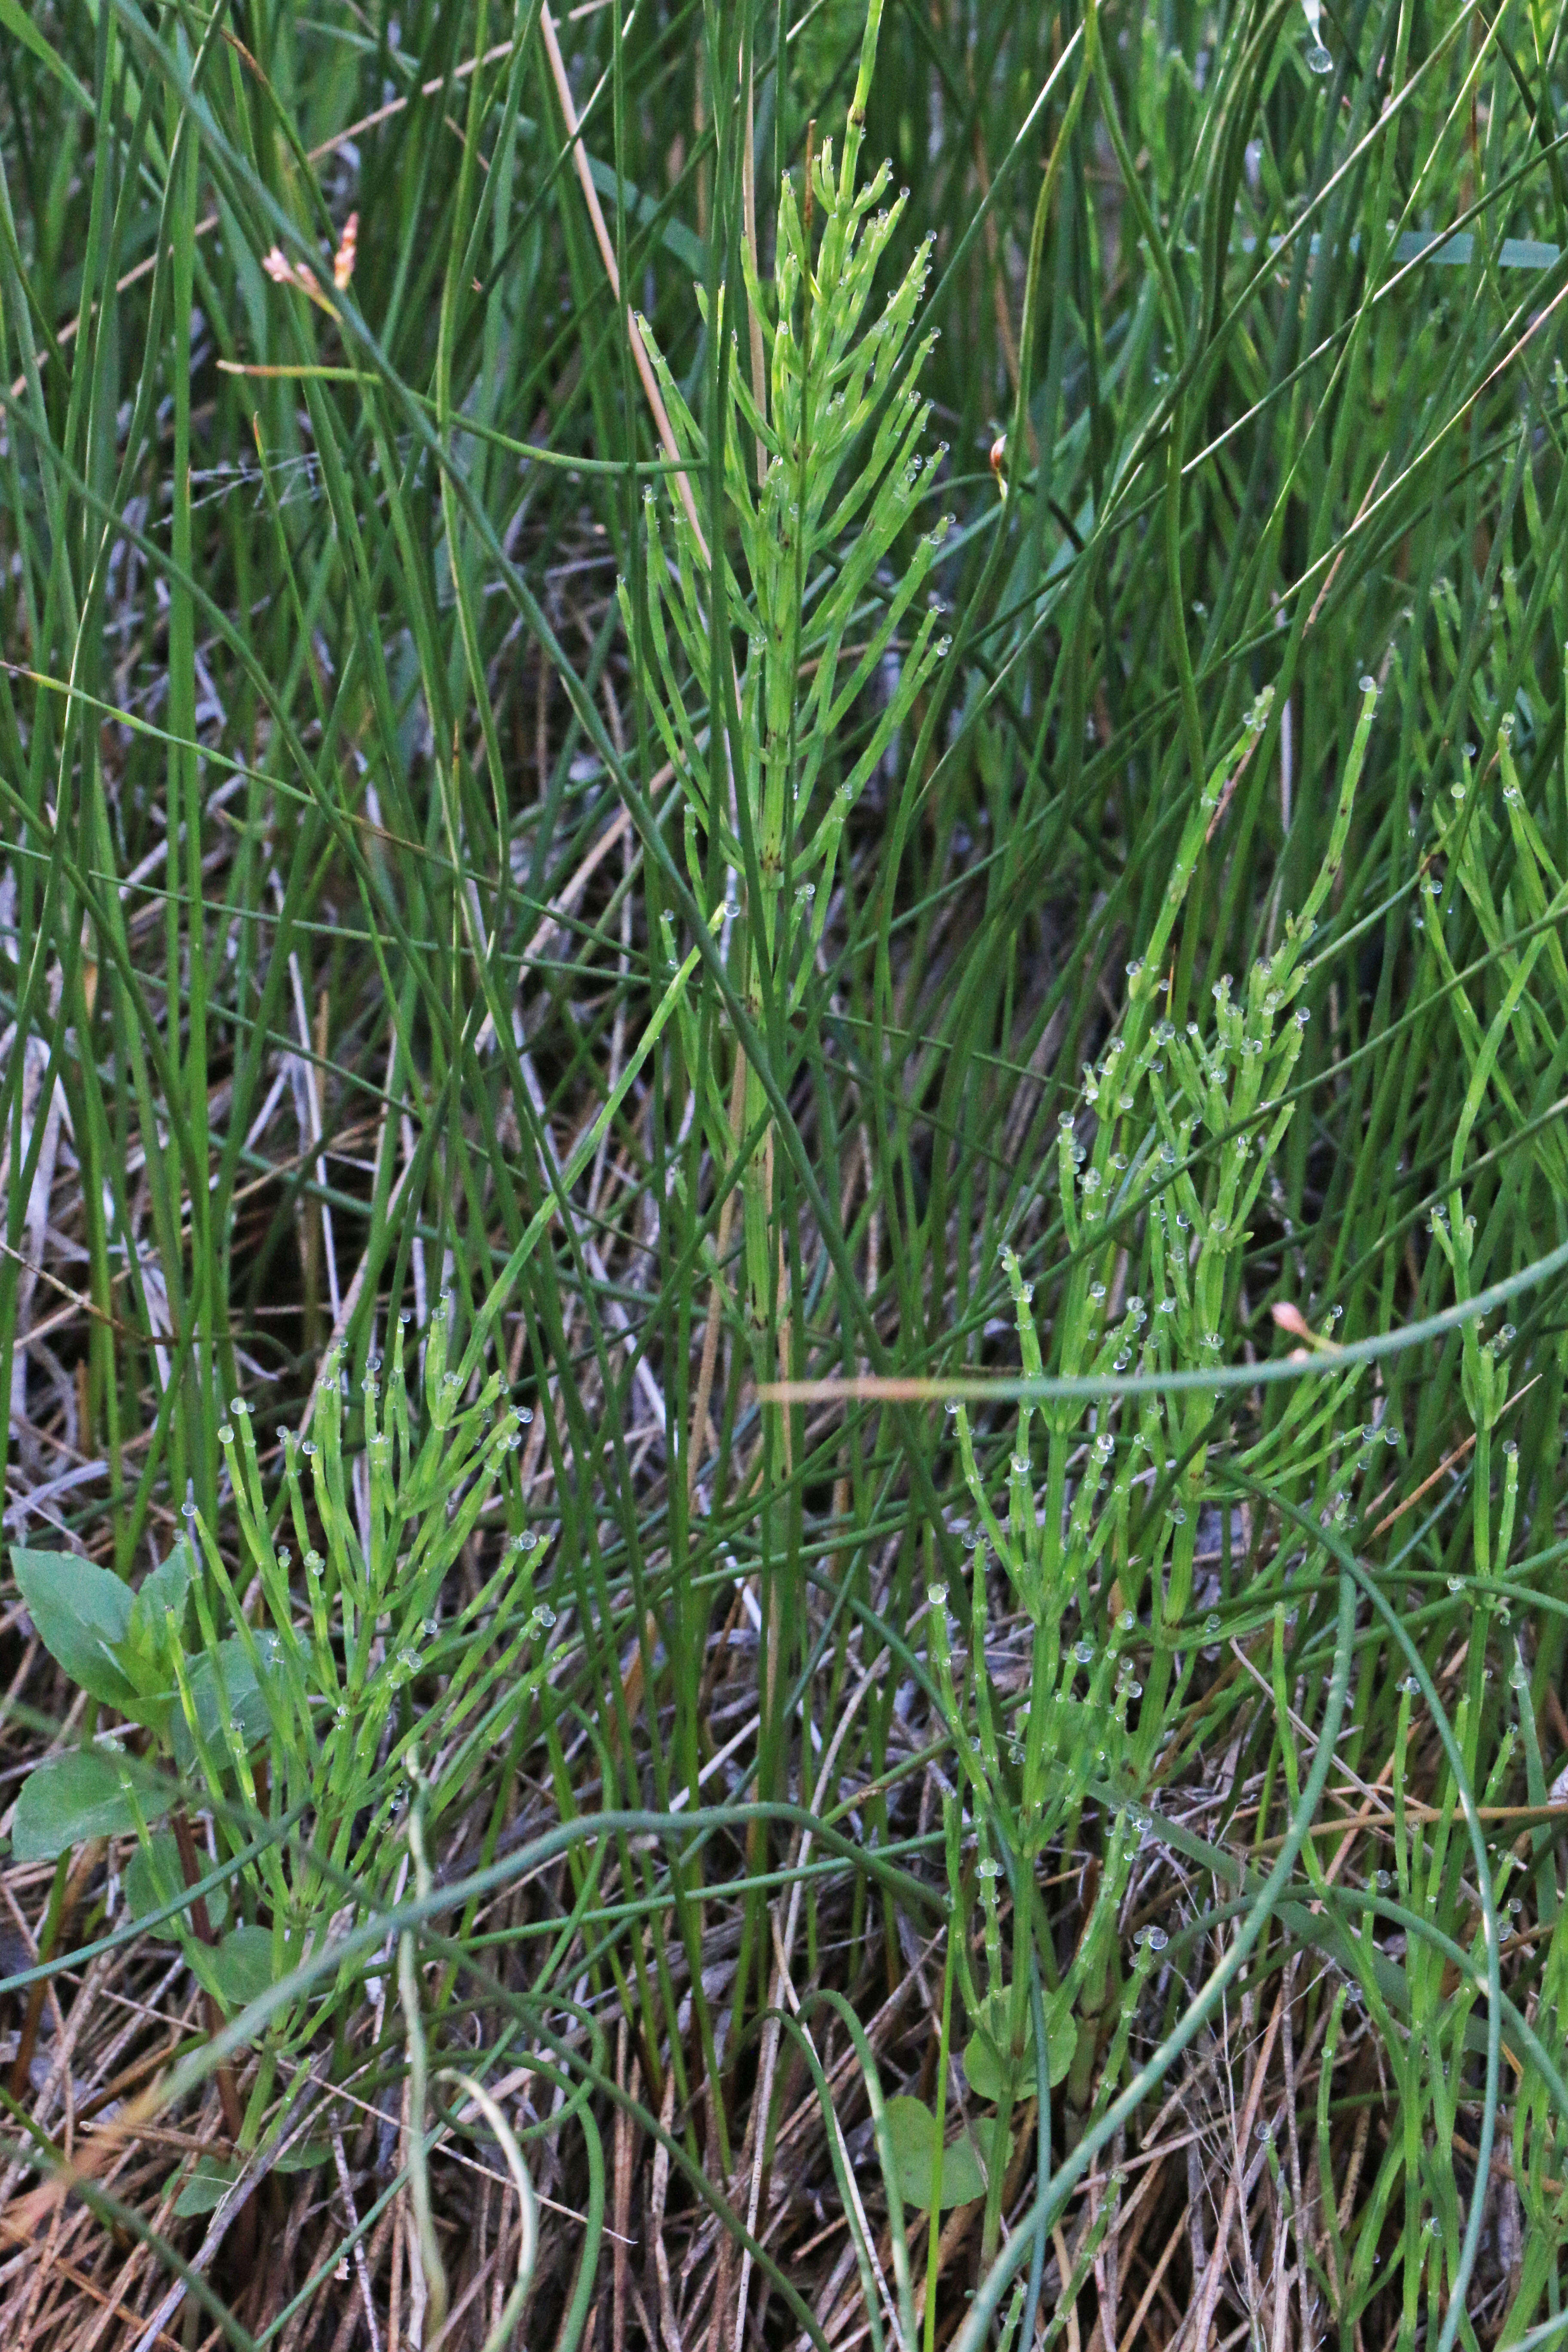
[1,2072,180,2250]
[1177,1968,1291,2352]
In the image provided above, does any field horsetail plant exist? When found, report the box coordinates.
[625,0,949,1842]
[913,683,1378,2257]
[11,1310,551,2213]
[15,0,1568,2342]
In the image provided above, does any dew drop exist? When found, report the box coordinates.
[1306,43,1332,71]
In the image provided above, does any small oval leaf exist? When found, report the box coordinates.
[882,2095,986,2212]
[962,1988,1077,2100]
[172,2156,237,2216]
[963,1988,1035,2105]
[208,1923,278,2011]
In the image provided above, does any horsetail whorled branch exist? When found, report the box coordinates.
[625,0,950,1757]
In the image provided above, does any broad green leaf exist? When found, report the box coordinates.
[882,2095,987,2212]
[124,1831,230,1939]
[1046,2006,1076,2088]
[172,2157,237,2217]
[208,1923,279,2010]
[171,1634,282,1773]
[12,1549,138,1713]
[963,1989,1077,2101]
[172,2135,323,2214]
[126,1542,193,1666]
[12,1749,168,1860]
[115,1546,195,1736]
[963,1991,1032,2104]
